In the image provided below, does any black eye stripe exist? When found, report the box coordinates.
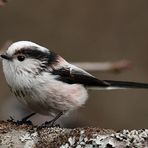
[15,47,49,59]
[14,47,58,64]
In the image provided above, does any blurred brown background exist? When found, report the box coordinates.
[0,0,148,130]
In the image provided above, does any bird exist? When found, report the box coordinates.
[1,41,148,125]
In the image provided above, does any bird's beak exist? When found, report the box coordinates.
[0,53,12,60]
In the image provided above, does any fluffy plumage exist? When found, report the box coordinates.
[1,41,148,117]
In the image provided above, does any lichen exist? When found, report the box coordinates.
[0,121,148,147]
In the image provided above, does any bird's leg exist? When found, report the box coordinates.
[45,112,63,126]
[21,112,36,122]
[17,112,36,125]
[40,112,63,128]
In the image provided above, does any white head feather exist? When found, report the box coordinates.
[6,41,49,56]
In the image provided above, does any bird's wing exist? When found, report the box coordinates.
[51,64,110,87]
[51,64,148,89]
[49,55,148,89]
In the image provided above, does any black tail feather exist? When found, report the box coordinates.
[104,80,148,89]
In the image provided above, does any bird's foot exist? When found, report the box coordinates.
[7,116,33,125]
[16,113,36,125]
[7,113,36,125]
[16,119,33,125]
[37,120,60,130]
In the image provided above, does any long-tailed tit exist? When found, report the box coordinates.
[1,41,148,123]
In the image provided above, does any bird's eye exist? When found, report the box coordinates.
[17,55,25,62]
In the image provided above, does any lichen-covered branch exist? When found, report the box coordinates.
[0,121,148,147]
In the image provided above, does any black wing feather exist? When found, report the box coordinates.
[104,80,148,89]
[52,67,110,87]
[51,66,148,89]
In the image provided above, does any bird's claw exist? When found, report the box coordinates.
[7,116,33,125]
[16,119,33,125]
[37,121,60,130]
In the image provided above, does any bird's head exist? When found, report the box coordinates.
[1,41,59,76]
[0,41,65,89]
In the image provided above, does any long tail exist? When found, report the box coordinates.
[104,80,148,89]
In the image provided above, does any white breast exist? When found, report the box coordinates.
[2,60,88,116]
